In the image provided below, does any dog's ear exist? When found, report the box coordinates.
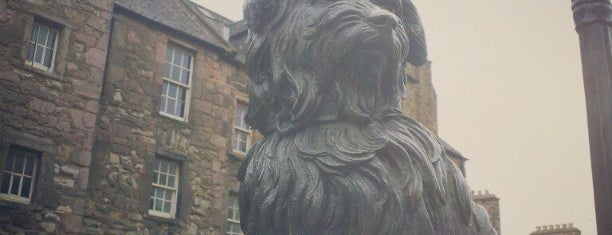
[244,0,281,33]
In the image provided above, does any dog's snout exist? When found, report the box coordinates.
[366,9,398,29]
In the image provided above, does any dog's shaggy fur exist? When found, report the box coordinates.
[238,0,497,234]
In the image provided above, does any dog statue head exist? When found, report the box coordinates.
[244,0,425,134]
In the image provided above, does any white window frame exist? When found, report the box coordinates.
[226,193,243,235]
[232,101,252,155]
[25,20,59,73]
[159,43,194,121]
[0,146,39,204]
[148,158,180,219]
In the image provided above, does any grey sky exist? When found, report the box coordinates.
[194,1,596,234]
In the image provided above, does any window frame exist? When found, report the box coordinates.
[158,43,194,122]
[226,193,243,235]
[232,100,252,155]
[24,19,60,73]
[148,157,181,219]
[0,145,40,205]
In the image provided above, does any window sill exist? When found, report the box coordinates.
[0,194,31,205]
[144,213,180,224]
[158,111,188,123]
[13,62,63,81]
[228,150,247,160]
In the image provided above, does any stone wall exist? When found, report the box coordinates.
[83,10,250,234]
[0,0,113,234]
[402,62,438,133]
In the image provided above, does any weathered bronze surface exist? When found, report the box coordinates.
[238,0,497,234]
[572,0,612,234]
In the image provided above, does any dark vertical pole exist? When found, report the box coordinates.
[571,0,612,234]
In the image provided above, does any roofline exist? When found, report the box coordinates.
[180,0,237,54]
[113,4,235,57]
[187,0,235,24]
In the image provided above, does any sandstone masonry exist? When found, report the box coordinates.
[0,0,494,234]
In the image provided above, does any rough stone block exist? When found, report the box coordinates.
[74,31,97,47]
[40,222,56,233]
[73,80,102,99]
[54,177,75,188]
[64,214,83,233]
[71,151,92,166]
[60,165,80,177]
[29,98,56,114]
[84,48,106,69]
[71,109,86,130]
[83,112,96,128]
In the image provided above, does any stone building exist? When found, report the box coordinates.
[0,0,113,233]
[530,224,581,235]
[472,190,501,234]
[0,0,498,234]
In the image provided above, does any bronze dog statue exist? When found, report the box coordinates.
[238,0,497,234]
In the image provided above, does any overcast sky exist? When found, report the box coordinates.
[194,1,596,234]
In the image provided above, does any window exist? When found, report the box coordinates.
[0,146,39,204]
[149,158,180,218]
[26,20,59,72]
[226,193,243,235]
[160,44,193,120]
[232,102,251,154]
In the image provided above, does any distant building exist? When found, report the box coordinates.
[0,0,497,233]
[473,190,502,234]
[530,223,581,235]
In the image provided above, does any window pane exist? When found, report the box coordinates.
[168,175,175,188]
[167,100,176,116]
[160,174,167,186]
[155,199,162,211]
[166,47,173,62]
[168,84,177,98]
[20,177,32,198]
[163,63,171,78]
[10,176,20,195]
[27,42,36,62]
[180,69,189,85]
[161,81,169,95]
[37,27,48,45]
[43,48,53,67]
[163,201,171,213]
[234,111,242,126]
[30,23,39,42]
[171,65,180,82]
[160,96,168,113]
[177,87,186,101]
[239,141,247,153]
[13,155,25,173]
[5,154,14,171]
[178,101,185,117]
[1,173,10,194]
[182,54,190,68]
[24,157,35,176]
[160,161,169,173]
[152,171,158,184]
[149,197,154,210]
[165,190,172,200]
[169,164,176,175]
[46,31,56,48]
[34,45,44,64]
[239,131,248,142]
[227,211,234,223]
